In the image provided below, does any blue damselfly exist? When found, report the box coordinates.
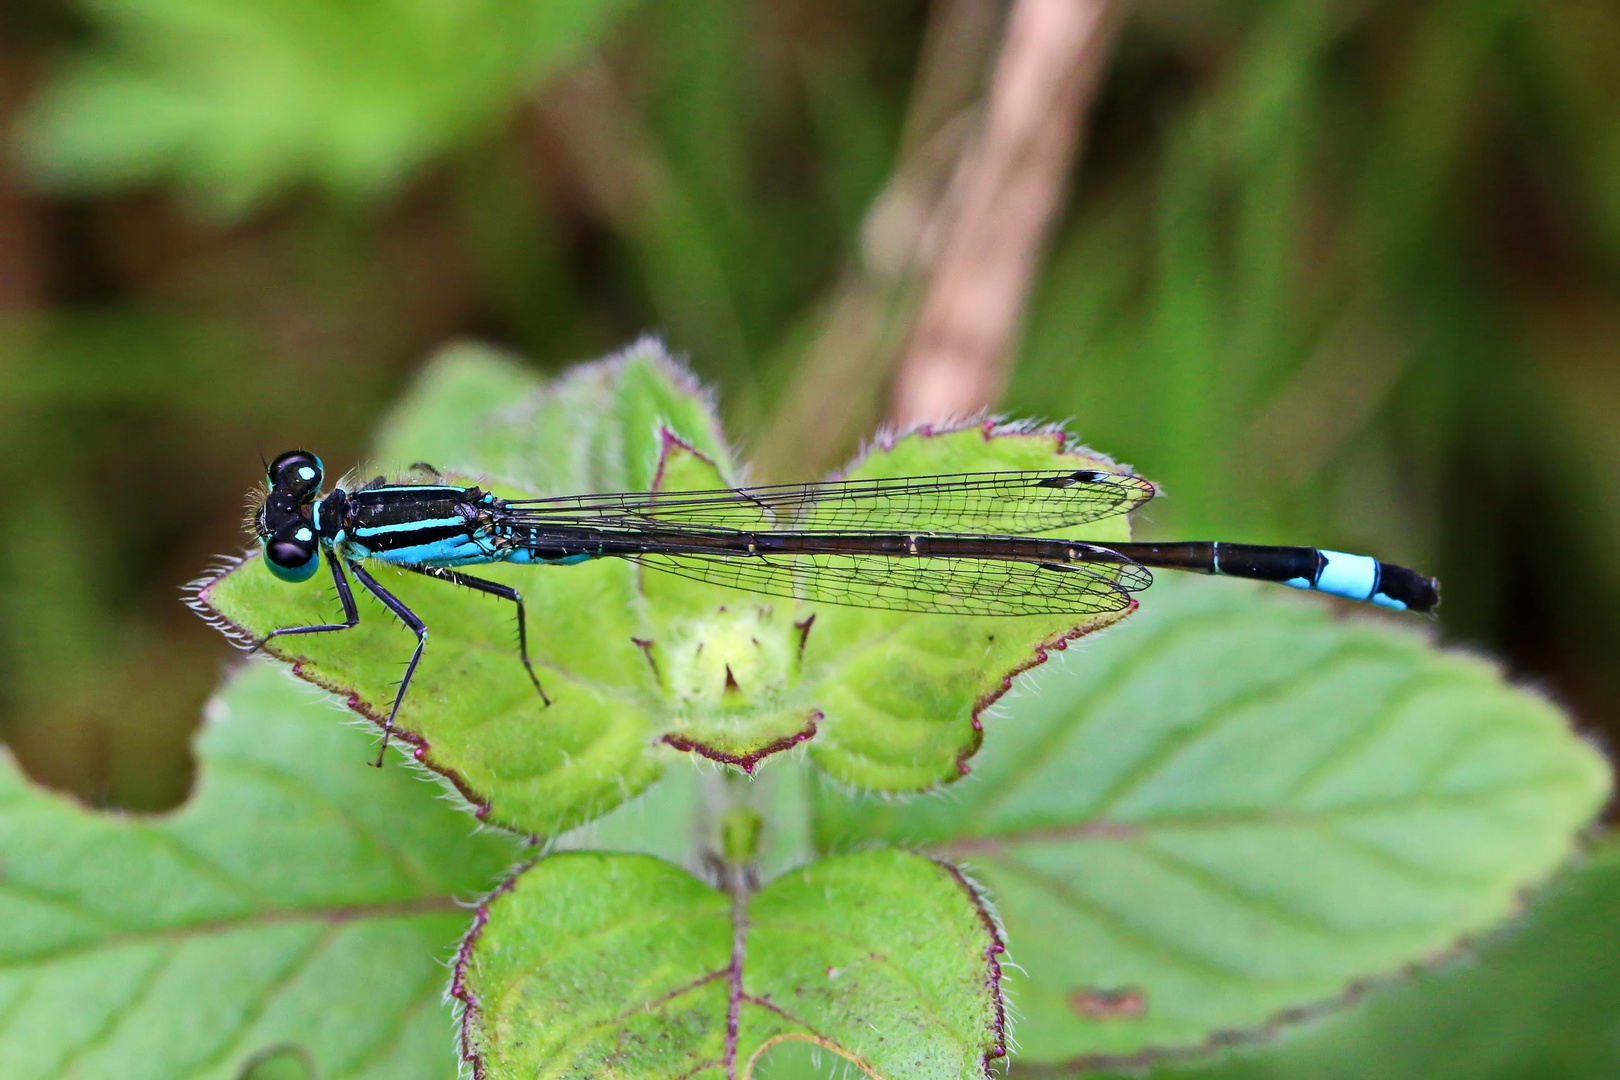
[247,450,1439,764]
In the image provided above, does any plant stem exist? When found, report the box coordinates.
[889,0,1120,426]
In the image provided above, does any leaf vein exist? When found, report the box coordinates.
[49,943,177,1074]
[211,755,436,894]
[981,854,1254,984]
[178,924,341,1080]
[1083,643,1414,820]
[0,896,462,969]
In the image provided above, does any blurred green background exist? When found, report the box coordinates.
[4,0,1614,812]
[0,2,1616,1071]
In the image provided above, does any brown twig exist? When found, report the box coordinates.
[888,0,1119,427]
[752,0,1003,480]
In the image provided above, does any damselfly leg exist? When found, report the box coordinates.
[402,565,552,709]
[341,561,427,768]
[252,551,425,768]
[251,551,360,646]
[256,557,552,766]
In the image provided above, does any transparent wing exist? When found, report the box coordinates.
[502,469,1154,535]
[628,550,1149,617]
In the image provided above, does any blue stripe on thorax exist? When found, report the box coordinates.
[352,516,467,539]
[350,538,593,568]
[361,485,466,496]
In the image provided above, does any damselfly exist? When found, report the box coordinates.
[249,450,1439,765]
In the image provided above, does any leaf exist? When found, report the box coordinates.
[373,337,735,496]
[454,849,1006,1079]
[1095,839,1620,1080]
[195,341,735,837]
[635,425,1138,788]
[196,342,1139,836]
[18,0,640,216]
[783,425,1135,790]
[812,577,1611,1068]
[236,1045,315,1080]
[0,660,524,1080]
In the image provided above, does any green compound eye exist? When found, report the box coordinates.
[265,522,320,583]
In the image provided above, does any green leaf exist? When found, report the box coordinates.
[785,425,1134,790]
[372,340,547,474]
[18,0,640,216]
[634,424,1137,788]
[236,1045,315,1080]
[196,341,736,837]
[455,849,1006,1079]
[813,577,1611,1067]
[0,660,524,1080]
[1102,839,1620,1080]
[196,343,1138,836]
[373,337,736,496]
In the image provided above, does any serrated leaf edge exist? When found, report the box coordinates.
[835,413,1141,489]
[451,852,1010,1080]
[661,712,823,774]
[185,554,506,827]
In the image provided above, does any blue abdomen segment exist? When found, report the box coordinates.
[1211,542,1438,612]
[1298,549,1433,611]
[1310,549,1381,603]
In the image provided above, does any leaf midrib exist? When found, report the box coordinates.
[935,772,1590,860]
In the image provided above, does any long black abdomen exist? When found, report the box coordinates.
[506,523,1439,614]
[1103,541,1439,613]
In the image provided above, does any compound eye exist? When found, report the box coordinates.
[268,450,323,495]
[264,520,321,583]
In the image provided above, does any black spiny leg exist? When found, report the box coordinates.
[252,551,360,649]
[403,565,552,708]
[346,561,428,769]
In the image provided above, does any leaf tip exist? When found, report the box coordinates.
[660,711,822,773]
[181,551,258,650]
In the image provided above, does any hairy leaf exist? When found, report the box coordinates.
[0,661,523,1080]
[196,342,733,836]
[813,578,1611,1067]
[196,342,1138,836]
[374,338,735,496]
[456,849,1006,1079]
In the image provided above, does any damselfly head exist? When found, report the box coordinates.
[255,450,326,583]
